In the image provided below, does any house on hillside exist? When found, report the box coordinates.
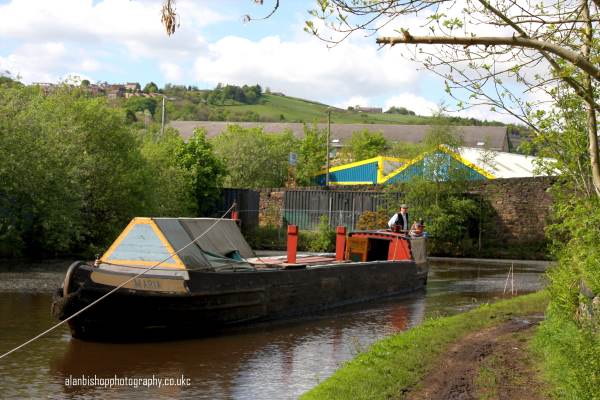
[314,146,555,185]
[355,106,383,113]
[125,82,141,92]
[106,84,125,99]
[168,121,511,152]
[32,82,57,94]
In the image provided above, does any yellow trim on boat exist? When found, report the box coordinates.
[100,217,185,269]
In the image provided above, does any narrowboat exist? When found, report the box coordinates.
[52,217,428,341]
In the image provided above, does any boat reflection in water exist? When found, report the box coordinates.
[51,217,428,341]
[50,294,427,399]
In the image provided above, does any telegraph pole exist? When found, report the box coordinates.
[160,96,166,136]
[326,108,331,186]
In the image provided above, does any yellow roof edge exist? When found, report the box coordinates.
[438,146,496,179]
[379,152,429,183]
[329,181,373,186]
[316,156,381,175]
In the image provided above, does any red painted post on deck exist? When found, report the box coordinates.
[231,211,239,221]
[335,226,346,261]
[287,225,298,264]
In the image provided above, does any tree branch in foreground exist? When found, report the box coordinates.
[377,33,600,83]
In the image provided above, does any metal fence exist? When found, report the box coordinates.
[212,188,260,230]
[283,190,404,230]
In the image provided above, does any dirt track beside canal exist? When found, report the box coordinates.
[405,314,547,400]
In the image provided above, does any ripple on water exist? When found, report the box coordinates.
[0,263,546,399]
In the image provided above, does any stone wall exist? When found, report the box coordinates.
[253,177,555,248]
[469,177,555,245]
[258,189,284,227]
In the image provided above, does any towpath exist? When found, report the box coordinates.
[405,314,547,400]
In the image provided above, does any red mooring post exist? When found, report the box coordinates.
[335,226,346,261]
[287,225,298,264]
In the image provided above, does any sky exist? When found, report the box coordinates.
[0,0,523,122]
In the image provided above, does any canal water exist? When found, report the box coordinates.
[0,262,547,399]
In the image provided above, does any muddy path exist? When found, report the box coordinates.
[406,314,547,400]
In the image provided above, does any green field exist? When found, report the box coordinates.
[223,93,441,124]
[167,90,504,126]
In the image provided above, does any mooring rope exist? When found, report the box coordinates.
[0,205,236,361]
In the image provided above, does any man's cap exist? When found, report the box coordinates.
[400,204,408,208]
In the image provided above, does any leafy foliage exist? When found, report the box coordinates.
[0,84,151,256]
[385,106,415,115]
[304,215,336,252]
[176,129,226,215]
[140,127,196,217]
[0,83,224,258]
[340,129,388,162]
[207,83,262,105]
[124,96,158,116]
[143,82,159,93]
[211,125,299,188]
[296,124,327,185]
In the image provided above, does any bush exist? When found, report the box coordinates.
[532,196,600,399]
[245,225,287,250]
[245,219,336,253]
[356,210,389,230]
[302,216,335,252]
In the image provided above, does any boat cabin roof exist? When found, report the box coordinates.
[99,217,254,271]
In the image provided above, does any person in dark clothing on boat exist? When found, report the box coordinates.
[388,204,409,232]
[409,220,424,237]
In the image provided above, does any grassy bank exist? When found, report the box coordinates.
[301,291,549,400]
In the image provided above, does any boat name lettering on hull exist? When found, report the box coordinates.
[133,278,161,290]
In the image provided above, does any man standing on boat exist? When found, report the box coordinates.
[388,204,409,232]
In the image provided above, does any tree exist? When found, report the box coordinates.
[80,79,90,87]
[211,125,299,188]
[140,126,196,217]
[0,83,154,256]
[297,124,327,185]
[176,129,226,215]
[143,81,159,94]
[385,106,415,115]
[166,0,596,196]
[297,0,600,197]
[125,96,158,116]
[341,129,388,162]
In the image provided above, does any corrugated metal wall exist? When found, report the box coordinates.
[283,190,402,230]
[315,161,378,185]
[387,153,487,184]
[213,188,260,231]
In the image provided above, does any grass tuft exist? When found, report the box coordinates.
[301,291,549,400]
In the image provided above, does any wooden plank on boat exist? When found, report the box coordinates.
[90,270,188,294]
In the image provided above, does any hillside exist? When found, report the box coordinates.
[161,87,505,126]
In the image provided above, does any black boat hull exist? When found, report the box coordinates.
[53,260,428,341]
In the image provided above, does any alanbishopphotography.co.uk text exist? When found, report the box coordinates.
[64,374,191,389]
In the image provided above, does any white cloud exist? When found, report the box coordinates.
[0,42,66,82]
[384,93,440,116]
[336,96,373,109]
[0,0,225,81]
[194,35,421,103]
[160,62,183,82]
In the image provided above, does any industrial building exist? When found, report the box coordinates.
[315,146,553,185]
